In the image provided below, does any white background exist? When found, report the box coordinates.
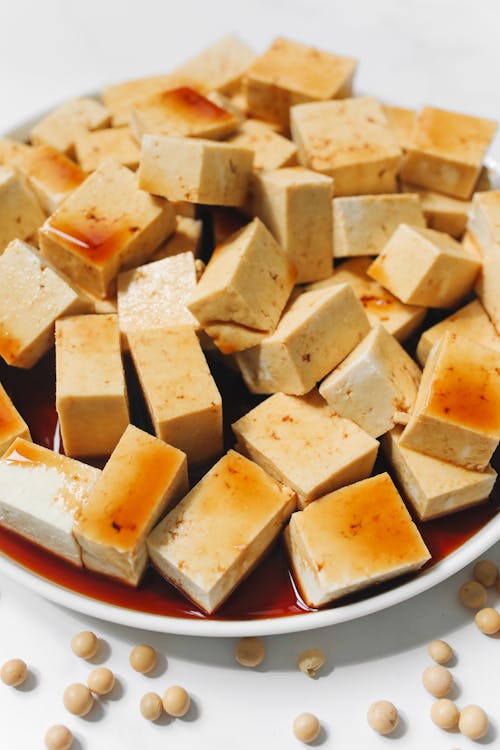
[1,1,500,748]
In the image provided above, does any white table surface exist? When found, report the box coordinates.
[1,1,500,748]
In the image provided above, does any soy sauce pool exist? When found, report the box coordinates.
[0,351,498,621]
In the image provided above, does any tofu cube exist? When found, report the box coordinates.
[467,191,500,333]
[31,97,111,157]
[236,284,370,395]
[149,216,202,261]
[102,73,191,127]
[0,139,86,214]
[402,183,470,238]
[307,257,427,342]
[118,252,200,349]
[0,383,31,455]
[245,37,356,127]
[400,332,500,470]
[138,135,253,207]
[290,97,402,196]
[147,450,296,614]
[74,127,140,172]
[0,167,45,252]
[0,240,91,368]
[232,390,378,508]
[39,159,176,298]
[416,299,500,366]
[55,314,130,458]
[284,472,430,608]
[187,218,295,354]
[367,224,481,308]
[0,438,100,566]
[333,194,425,257]
[129,326,223,464]
[319,323,421,437]
[382,105,416,151]
[74,424,188,585]
[131,87,239,140]
[250,167,333,283]
[383,426,497,521]
[172,35,256,94]
[226,120,297,171]
[400,106,497,199]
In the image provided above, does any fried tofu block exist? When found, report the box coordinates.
[0,383,31,455]
[290,97,402,196]
[251,167,333,283]
[74,127,140,172]
[129,326,223,464]
[39,159,176,298]
[467,191,500,333]
[319,324,421,437]
[102,73,191,126]
[187,218,295,353]
[139,136,253,207]
[416,300,500,366]
[0,139,86,214]
[172,35,256,94]
[0,240,91,368]
[232,390,378,508]
[117,252,200,349]
[285,472,430,608]
[236,284,370,395]
[131,87,239,140]
[55,314,129,458]
[400,106,497,200]
[382,105,416,151]
[31,97,111,157]
[333,194,425,257]
[307,257,427,342]
[383,426,497,521]
[147,450,296,613]
[367,224,481,308]
[400,332,500,470]
[245,37,356,127]
[0,438,100,566]
[401,183,470,238]
[226,119,297,171]
[74,425,188,585]
[0,167,45,252]
[149,216,202,261]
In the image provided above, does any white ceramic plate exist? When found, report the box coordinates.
[1,110,499,638]
[0,515,499,637]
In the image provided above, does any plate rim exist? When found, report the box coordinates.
[2,111,499,638]
[0,511,499,636]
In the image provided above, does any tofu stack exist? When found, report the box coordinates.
[0,34,499,613]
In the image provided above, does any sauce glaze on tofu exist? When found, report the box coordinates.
[285,473,430,608]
